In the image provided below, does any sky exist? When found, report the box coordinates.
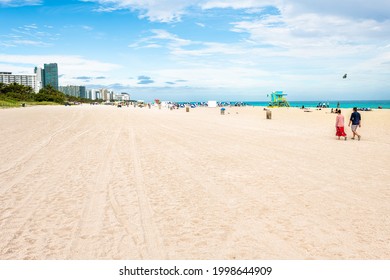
[0,0,389,101]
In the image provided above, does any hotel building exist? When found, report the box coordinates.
[59,85,87,98]
[43,63,58,90]
[0,72,37,92]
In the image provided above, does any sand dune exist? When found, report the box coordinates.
[0,105,389,259]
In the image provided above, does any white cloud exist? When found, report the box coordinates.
[84,0,279,22]
[201,0,280,10]
[1,39,51,47]
[230,12,390,58]
[85,0,390,23]
[143,44,162,48]
[129,29,194,50]
[152,66,272,88]
[282,0,390,20]
[23,24,38,29]
[0,54,122,86]
[201,0,390,21]
[84,0,199,22]
[124,18,390,99]
[0,0,42,7]
[80,0,389,92]
[82,25,94,31]
[1,24,59,48]
[172,42,247,58]
[150,29,192,46]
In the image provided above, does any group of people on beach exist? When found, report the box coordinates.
[335,107,362,141]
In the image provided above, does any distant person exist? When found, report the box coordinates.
[348,107,361,140]
[220,107,225,115]
[335,109,347,140]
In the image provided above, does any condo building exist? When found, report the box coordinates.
[34,67,44,92]
[43,63,58,90]
[59,85,87,98]
[0,72,37,91]
[114,93,130,101]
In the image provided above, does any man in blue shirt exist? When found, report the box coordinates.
[348,107,361,140]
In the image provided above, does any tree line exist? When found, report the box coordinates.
[0,83,96,104]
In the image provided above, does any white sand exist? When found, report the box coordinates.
[0,105,389,259]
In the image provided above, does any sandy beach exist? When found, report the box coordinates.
[0,105,389,260]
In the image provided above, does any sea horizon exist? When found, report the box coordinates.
[173,99,390,109]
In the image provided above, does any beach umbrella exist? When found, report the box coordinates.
[343,74,347,79]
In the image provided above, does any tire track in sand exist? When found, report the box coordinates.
[105,124,146,258]
[66,125,130,258]
[130,128,165,259]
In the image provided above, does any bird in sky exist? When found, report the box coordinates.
[343,74,347,79]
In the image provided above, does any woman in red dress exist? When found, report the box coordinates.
[335,109,347,140]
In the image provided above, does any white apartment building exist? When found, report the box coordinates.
[59,85,86,98]
[87,89,101,100]
[0,72,37,92]
[114,93,130,101]
[100,88,114,101]
[34,67,44,93]
[86,89,127,101]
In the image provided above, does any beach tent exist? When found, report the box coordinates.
[208,100,217,108]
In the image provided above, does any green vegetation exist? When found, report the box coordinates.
[0,82,35,102]
[0,83,95,108]
[0,99,20,108]
[35,85,66,103]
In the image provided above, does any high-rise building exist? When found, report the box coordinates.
[59,85,86,98]
[114,93,130,101]
[79,86,87,99]
[43,63,58,90]
[95,90,101,100]
[99,88,114,101]
[0,72,36,91]
[34,67,44,92]
[87,89,101,100]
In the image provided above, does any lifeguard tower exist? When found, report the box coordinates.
[268,91,290,107]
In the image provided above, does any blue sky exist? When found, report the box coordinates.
[1,0,389,101]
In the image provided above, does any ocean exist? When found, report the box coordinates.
[176,100,390,109]
[240,100,390,109]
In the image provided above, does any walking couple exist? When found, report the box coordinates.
[335,107,361,140]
